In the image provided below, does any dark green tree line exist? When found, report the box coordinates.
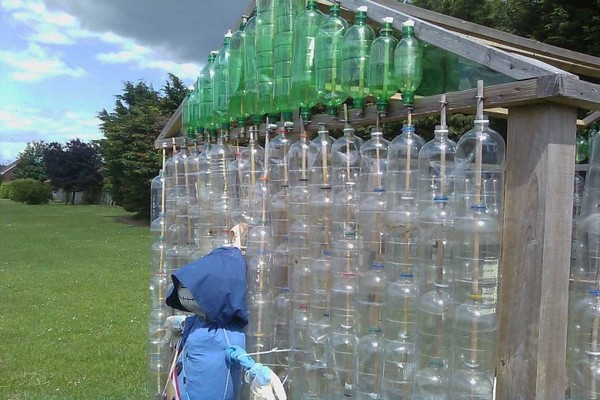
[98,73,187,219]
[43,139,103,204]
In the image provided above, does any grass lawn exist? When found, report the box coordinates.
[0,200,151,400]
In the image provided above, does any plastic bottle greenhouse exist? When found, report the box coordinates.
[151,0,600,399]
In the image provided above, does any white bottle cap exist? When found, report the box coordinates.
[225,29,233,38]
[357,6,368,12]
[382,17,393,24]
[404,19,415,27]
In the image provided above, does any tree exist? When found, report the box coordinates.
[43,139,103,204]
[13,141,48,181]
[411,0,600,58]
[98,74,186,219]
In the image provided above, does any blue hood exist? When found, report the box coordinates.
[166,246,248,328]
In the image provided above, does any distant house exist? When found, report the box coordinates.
[0,160,19,182]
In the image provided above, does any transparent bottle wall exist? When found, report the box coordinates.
[154,5,520,398]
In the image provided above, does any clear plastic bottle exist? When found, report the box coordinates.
[315,2,348,116]
[331,124,363,194]
[147,305,171,399]
[195,137,214,256]
[150,169,164,224]
[414,197,455,400]
[255,0,276,119]
[454,116,506,218]
[353,327,384,400]
[394,19,422,106]
[570,290,600,399]
[328,328,357,398]
[198,51,219,131]
[308,123,335,193]
[341,6,375,110]
[368,17,398,116]
[273,288,291,371]
[289,302,310,399]
[236,128,264,226]
[290,0,325,120]
[382,273,419,399]
[357,263,386,337]
[209,132,237,248]
[359,128,390,270]
[332,181,360,242]
[418,125,457,210]
[269,122,292,198]
[387,123,425,201]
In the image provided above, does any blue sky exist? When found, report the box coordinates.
[0,0,248,164]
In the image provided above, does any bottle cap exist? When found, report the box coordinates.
[357,6,368,12]
[382,17,393,24]
[404,19,415,27]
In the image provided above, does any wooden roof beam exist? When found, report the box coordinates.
[339,0,574,80]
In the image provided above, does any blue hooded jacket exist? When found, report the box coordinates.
[166,246,248,400]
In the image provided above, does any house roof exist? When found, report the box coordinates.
[0,159,19,176]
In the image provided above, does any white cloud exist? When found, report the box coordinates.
[0,106,101,143]
[1,0,200,80]
[0,43,86,82]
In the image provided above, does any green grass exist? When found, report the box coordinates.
[0,200,151,399]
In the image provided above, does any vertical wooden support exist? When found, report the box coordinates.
[497,103,576,399]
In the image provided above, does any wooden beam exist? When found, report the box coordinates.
[340,0,572,81]
[364,0,600,79]
[497,103,576,399]
[583,111,600,127]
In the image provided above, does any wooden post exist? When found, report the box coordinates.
[497,103,576,399]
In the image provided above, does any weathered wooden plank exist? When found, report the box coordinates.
[365,0,600,79]
[583,111,600,127]
[339,0,571,80]
[497,103,576,399]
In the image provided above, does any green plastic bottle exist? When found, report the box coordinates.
[291,0,325,120]
[228,18,247,126]
[181,90,192,135]
[315,2,348,116]
[243,14,259,124]
[188,85,200,133]
[255,0,276,119]
[198,51,218,131]
[273,0,304,120]
[213,30,232,128]
[368,17,398,115]
[341,6,375,109]
[394,19,423,106]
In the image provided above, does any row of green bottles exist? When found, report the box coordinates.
[185,5,424,130]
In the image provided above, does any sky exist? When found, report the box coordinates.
[0,0,249,164]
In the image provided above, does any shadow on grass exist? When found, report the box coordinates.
[108,215,149,227]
